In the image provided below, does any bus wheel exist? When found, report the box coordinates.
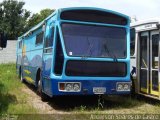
[131,75,135,96]
[37,79,49,102]
[37,80,41,94]
[18,67,21,79]
[20,70,24,83]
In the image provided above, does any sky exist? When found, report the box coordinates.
[1,0,160,20]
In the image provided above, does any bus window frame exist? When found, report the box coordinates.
[59,21,128,59]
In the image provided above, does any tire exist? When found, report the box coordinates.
[18,67,21,79]
[41,91,50,102]
[131,75,135,96]
[20,69,24,83]
[37,77,49,102]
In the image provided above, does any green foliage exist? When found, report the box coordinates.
[0,0,30,39]
[0,0,54,39]
[0,64,37,114]
[27,9,54,30]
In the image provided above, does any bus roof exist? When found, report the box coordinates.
[131,18,160,27]
[59,7,129,19]
[18,7,129,40]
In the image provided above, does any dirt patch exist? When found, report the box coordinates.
[21,83,160,115]
[22,87,68,114]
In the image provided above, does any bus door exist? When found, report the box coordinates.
[139,32,149,94]
[42,22,55,94]
[150,31,159,96]
[139,30,159,96]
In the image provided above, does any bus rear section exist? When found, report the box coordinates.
[41,8,131,97]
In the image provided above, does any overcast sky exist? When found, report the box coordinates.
[1,0,160,20]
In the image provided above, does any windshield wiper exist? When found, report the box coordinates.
[81,37,94,59]
[81,37,118,62]
[104,38,118,62]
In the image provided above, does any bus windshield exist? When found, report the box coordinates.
[61,23,127,58]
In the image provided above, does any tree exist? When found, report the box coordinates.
[27,9,54,30]
[0,0,30,39]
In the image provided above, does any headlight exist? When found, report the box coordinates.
[117,84,123,91]
[59,82,81,92]
[117,82,131,91]
[65,83,72,91]
[73,83,80,91]
[124,84,129,91]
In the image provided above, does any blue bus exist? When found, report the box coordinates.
[16,7,131,100]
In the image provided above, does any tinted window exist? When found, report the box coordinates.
[54,29,64,75]
[62,23,127,58]
[140,36,148,68]
[130,28,135,56]
[60,10,128,25]
[36,32,44,45]
[152,34,159,69]
[45,27,54,48]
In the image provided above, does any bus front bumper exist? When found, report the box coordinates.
[45,79,131,96]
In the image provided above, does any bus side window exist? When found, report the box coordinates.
[130,28,135,56]
[44,27,54,53]
[44,27,54,48]
[36,32,43,45]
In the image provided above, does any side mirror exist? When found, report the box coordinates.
[0,32,7,48]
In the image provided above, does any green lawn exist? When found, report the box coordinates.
[0,63,37,114]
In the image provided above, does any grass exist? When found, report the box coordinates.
[0,63,37,114]
[1,63,160,119]
[71,95,160,114]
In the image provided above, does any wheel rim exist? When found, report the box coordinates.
[20,72,23,82]
[38,80,42,94]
